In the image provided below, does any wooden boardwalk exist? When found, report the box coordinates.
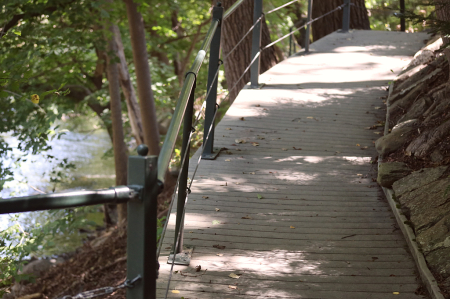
[158,30,430,298]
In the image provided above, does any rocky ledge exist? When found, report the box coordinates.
[376,35,450,297]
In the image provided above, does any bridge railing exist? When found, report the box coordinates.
[0,1,353,298]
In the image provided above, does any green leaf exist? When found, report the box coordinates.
[41,89,57,97]
[58,82,66,90]
[12,31,21,36]
[212,220,221,225]
[257,194,263,199]
[100,9,110,19]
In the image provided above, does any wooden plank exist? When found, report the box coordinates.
[156,290,422,299]
[173,218,399,229]
[162,227,403,240]
[159,243,412,257]
[171,247,413,262]
[157,280,419,294]
[186,196,389,207]
[161,233,409,248]
[159,272,418,285]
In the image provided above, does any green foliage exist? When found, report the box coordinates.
[403,1,450,38]
[157,216,166,244]
[365,0,432,32]
[0,207,99,296]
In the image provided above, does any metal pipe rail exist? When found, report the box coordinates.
[223,0,245,21]
[0,186,137,214]
[157,1,247,184]
[157,21,217,184]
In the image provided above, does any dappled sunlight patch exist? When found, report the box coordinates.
[273,155,371,165]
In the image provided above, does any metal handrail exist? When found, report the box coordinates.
[157,0,247,184]
[157,19,218,183]
[223,0,245,21]
[0,186,135,214]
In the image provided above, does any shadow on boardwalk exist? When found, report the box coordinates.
[157,30,430,299]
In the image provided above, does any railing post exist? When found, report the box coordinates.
[172,78,195,259]
[202,2,223,160]
[400,0,406,32]
[127,146,160,299]
[342,0,351,33]
[250,0,262,88]
[294,37,297,53]
[305,0,313,53]
[289,27,292,56]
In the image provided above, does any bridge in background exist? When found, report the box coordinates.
[157,30,429,298]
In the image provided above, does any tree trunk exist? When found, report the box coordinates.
[124,0,160,155]
[221,0,278,103]
[286,1,307,48]
[436,0,450,44]
[312,0,370,41]
[111,25,144,146]
[106,26,128,224]
[436,0,450,81]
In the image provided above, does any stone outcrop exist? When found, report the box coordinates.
[378,35,450,295]
[392,167,450,286]
[377,162,411,187]
[375,119,418,156]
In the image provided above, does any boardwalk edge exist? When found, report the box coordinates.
[381,187,444,299]
[378,50,445,299]
[382,73,444,299]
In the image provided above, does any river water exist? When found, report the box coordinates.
[0,116,115,255]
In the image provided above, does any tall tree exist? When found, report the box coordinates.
[106,25,128,224]
[111,25,144,145]
[312,0,370,41]
[221,0,279,103]
[124,0,160,155]
[436,0,450,44]
[436,0,450,80]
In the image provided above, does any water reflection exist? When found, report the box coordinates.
[0,117,115,255]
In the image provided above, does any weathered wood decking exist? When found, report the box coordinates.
[158,30,430,298]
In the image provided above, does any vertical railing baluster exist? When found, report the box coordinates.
[202,2,223,160]
[289,27,293,56]
[173,78,195,255]
[127,146,160,299]
[400,0,406,31]
[294,36,297,53]
[305,0,313,53]
[250,0,262,87]
[342,0,351,33]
